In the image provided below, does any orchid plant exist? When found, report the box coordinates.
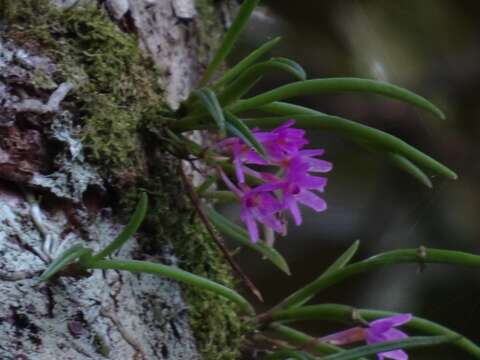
[39,0,480,359]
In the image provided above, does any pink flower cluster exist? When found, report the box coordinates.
[219,120,332,243]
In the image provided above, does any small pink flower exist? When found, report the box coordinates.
[259,157,328,225]
[322,314,412,360]
[220,171,283,243]
[219,137,266,183]
[217,120,331,243]
[254,120,308,160]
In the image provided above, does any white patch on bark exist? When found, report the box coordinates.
[127,0,218,109]
[105,0,130,20]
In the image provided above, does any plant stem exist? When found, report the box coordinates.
[179,165,264,302]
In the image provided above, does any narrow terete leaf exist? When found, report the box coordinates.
[230,78,446,120]
[203,205,291,275]
[219,58,307,105]
[258,101,326,116]
[270,304,480,359]
[244,114,457,180]
[321,336,454,360]
[325,240,361,274]
[213,37,282,89]
[269,323,343,356]
[201,190,238,203]
[287,240,360,309]
[39,244,92,282]
[225,111,266,157]
[271,57,307,80]
[193,88,227,136]
[252,101,455,182]
[388,153,433,188]
[91,259,254,314]
[263,350,313,360]
[196,175,218,195]
[91,193,148,262]
[198,0,260,86]
[274,247,480,311]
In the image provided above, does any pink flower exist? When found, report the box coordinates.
[217,120,331,243]
[254,120,308,160]
[219,137,266,183]
[259,157,328,225]
[322,314,412,360]
[220,172,283,243]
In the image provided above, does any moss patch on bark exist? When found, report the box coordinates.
[3,1,166,185]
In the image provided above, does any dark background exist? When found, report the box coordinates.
[221,1,480,358]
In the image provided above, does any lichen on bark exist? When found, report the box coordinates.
[1,0,248,358]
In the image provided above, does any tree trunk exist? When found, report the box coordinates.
[0,1,243,359]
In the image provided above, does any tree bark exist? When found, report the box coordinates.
[0,1,241,359]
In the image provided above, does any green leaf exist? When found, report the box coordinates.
[193,88,227,136]
[325,240,360,274]
[203,205,291,275]
[251,101,455,182]
[263,350,313,360]
[269,323,343,356]
[321,336,455,360]
[219,58,307,105]
[201,190,238,203]
[270,304,480,359]
[387,153,433,188]
[91,193,148,263]
[91,258,254,314]
[274,247,480,311]
[230,78,445,119]
[287,240,361,309]
[39,244,92,282]
[196,175,218,195]
[271,57,307,80]
[258,101,326,116]
[198,0,260,86]
[225,111,267,157]
[213,37,282,89]
[174,101,456,181]
[244,114,457,180]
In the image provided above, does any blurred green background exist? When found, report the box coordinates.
[221,1,480,358]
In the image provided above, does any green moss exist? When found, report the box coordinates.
[173,222,250,359]
[6,0,167,183]
[5,1,249,357]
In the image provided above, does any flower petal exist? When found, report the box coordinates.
[285,195,302,225]
[295,190,327,212]
[307,158,333,173]
[377,349,408,360]
[219,171,242,197]
[370,314,412,329]
[242,212,258,243]
[320,327,365,346]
